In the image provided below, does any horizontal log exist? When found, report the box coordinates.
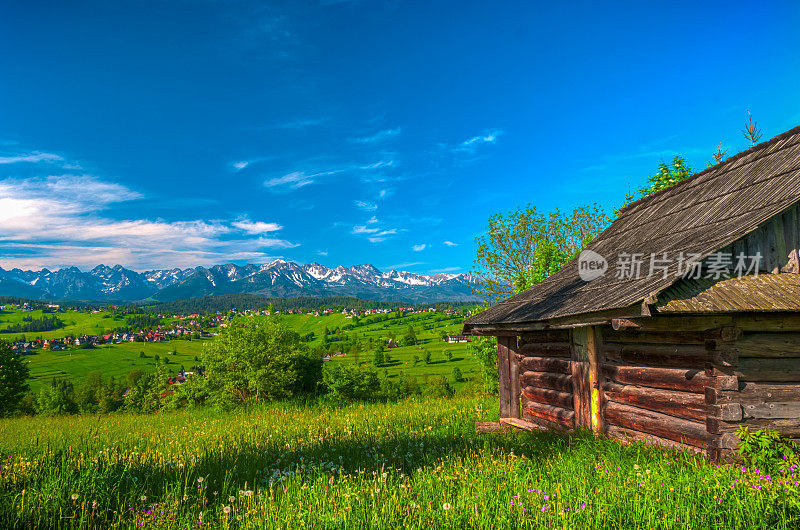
[602,329,715,345]
[716,382,800,404]
[713,418,800,437]
[515,355,571,374]
[733,333,800,358]
[733,358,800,382]
[628,316,735,332]
[519,342,571,357]
[602,382,706,422]
[522,387,574,410]
[606,425,704,454]
[734,315,800,332]
[475,422,508,433]
[604,401,709,448]
[603,342,711,369]
[742,402,800,419]
[603,364,737,392]
[523,401,574,427]
[520,330,570,344]
[520,371,573,393]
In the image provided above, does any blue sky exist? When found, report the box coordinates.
[1,1,799,274]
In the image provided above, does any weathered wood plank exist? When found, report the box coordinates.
[475,422,508,433]
[522,387,574,410]
[523,401,575,427]
[498,336,511,418]
[734,358,800,382]
[602,329,714,345]
[587,325,602,434]
[520,371,573,393]
[602,382,707,422]
[603,342,711,368]
[518,342,571,357]
[734,315,800,332]
[516,355,571,374]
[500,417,547,431]
[733,333,800,358]
[509,344,521,419]
[717,382,800,404]
[603,364,737,392]
[708,403,743,421]
[520,330,570,344]
[742,402,800,419]
[604,401,709,448]
[606,425,704,454]
[714,417,800,437]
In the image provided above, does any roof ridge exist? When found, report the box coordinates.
[616,124,800,216]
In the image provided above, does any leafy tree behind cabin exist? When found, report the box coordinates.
[0,340,30,417]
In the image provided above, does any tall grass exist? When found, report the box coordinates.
[1,396,798,528]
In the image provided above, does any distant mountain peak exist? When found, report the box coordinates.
[0,261,478,303]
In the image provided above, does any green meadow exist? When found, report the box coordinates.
[1,395,797,529]
[0,307,125,341]
[10,307,480,392]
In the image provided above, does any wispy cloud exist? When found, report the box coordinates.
[264,160,395,190]
[0,151,64,164]
[452,129,503,154]
[383,261,423,270]
[232,161,249,171]
[317,250,329,257]
[351,128,401,144]
[354,200,378,211]
[432,266,461,273]
[232,219,283,234]
[443,240,458,247]
[351,223,399,243]
[412,243,426,252]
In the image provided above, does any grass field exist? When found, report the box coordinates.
[1,395,798,529]
[0,307,125,341]
[264,311,479,390]
[23,339,207,391]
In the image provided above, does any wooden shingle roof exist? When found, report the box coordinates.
[655,273,800,313]
[464,126,800,331]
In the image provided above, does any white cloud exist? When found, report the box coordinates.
[232,161,249,171]
[352,225,379,234]
[0,174,298,270]
[351,128,401,144]
[412,243,427,252]
[0,151,64,164]
[354,200,378,211]
[443,240,458,246]
[378,188,392,199]
[232,220,283,234]
[318,250,329,257]
[451,129,504,154]
[367,216,378,224]
[264,160,395,190]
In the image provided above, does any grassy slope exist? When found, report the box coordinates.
[0,307,126,340]
[1,396,797,529]
[278,311,479,389]
[12,309,478,391]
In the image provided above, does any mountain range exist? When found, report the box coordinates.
[0,260,479,303]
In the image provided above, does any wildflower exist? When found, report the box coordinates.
[229,496,236,503]
[71,494,79,501]
[141,495,147,502]
[197,477,204,483]
[633,464,639,470]
[223,506,231,514]
[443,503,451,510]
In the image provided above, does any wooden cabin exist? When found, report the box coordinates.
[464,126,800,459]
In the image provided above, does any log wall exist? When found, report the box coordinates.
[516,330,575,430]
[494,315,800,458]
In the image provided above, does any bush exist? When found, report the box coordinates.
[322,363,380,401]
[202,315,322,409]
[452,367,463,382]
[424,375,454,398]
[737,426,799,471]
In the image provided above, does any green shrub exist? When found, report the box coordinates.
[737,426,799,471]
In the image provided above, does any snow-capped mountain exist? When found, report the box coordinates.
[0,260,478,303]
